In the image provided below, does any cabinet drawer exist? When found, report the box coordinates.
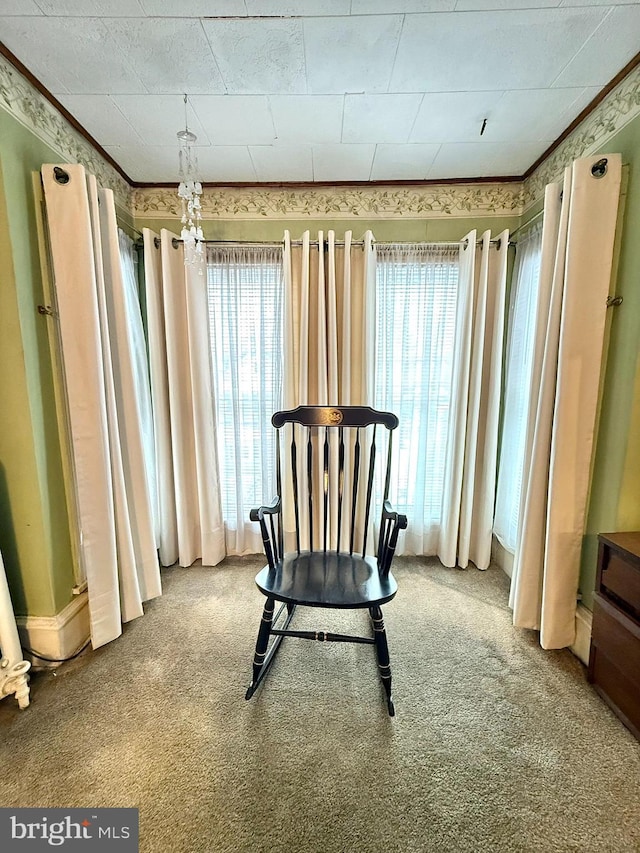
[588,647,640,740]
[601,551,640,618]
[590,593,640,686]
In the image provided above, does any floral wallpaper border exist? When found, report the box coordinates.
[2,48,639,221]
[0,53,130,212]
[131,182,524,220]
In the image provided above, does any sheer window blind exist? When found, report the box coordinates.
[207,246,284,544]
[375,244,460,551]
[494,224,543,553]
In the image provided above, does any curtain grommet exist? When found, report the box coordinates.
[53,166,70,185]
[591,158,608,179]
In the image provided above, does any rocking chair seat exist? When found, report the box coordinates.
[255,551,398,609]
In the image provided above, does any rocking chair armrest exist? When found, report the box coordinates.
[250,497,282,571]
[382,500,408,531]
[378,501,407,576]
[249,497,281,522]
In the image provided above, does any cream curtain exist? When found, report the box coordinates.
[282,230,376,551]
[439,230,509,570]
[510,154,622,649]
[142,229,225,569]
[42,164,160,649]
[283,230,376,408]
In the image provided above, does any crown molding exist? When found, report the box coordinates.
[0,51,130,212]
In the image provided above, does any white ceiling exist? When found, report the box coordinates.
[1,1,639,184]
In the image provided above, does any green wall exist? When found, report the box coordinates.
[579,116,640,607]
[0,109,75,616]
[135,215,518,244]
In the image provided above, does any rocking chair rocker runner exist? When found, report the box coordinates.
[245,405,407,715]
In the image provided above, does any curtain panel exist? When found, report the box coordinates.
[283,230,376,408]
[42,164,160,649]
[439,231,509,570]
[509,154,622,649]
[281,230,376,551]
[142,229,225,569]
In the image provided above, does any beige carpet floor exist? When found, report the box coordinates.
[1,556,639,853]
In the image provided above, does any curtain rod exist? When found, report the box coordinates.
[510,208,544,241]
[137,237,503,250]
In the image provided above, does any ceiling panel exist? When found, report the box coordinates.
[390,8,607,92]
[370,144,440,180]
[245,0,351,13]
[560,1,638,6]
[428,142,543,179]
[312,144,376,181]
[552,5,640,87]
[486,87,600,143]
[106,19,225,95]
[111,95,211,146]
[343,94,422,143]
[190,96,275,145]
[250,145,314,182]
[269,95,344,144]
[36,0,145,13]
[1,1,45,14]
[138,0,246,14]
[351,1,455,11]
[410,91,503,143]
[303,15,403,94]
[102,145,181,183]
[189,146,258,182]
[454,1,561,9]
[55,94,144,147]
[0,17,147,95]
[202,18,306,95]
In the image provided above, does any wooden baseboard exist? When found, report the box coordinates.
[571,604,593,666]
[16,593,90,668]
[491,535,514,578]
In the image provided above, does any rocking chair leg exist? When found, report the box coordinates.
[370,605,395,716]
[245,597,275,700]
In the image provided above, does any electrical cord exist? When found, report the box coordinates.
[21,639,92,664]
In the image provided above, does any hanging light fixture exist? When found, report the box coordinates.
[177,93,203,265]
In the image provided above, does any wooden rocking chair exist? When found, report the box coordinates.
[245,405,407,715]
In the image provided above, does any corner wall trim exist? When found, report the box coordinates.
[16,593,90,668]
[571,604,593,666]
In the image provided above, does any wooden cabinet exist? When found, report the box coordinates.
[588,532,640,740]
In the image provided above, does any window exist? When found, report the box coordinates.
[206,240,462,555]
[207,246,284,546]
[375,244,460,551]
